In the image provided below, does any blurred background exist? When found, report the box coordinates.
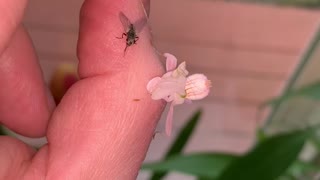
[14,0,320,179]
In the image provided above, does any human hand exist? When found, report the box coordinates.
[0,0,165,179]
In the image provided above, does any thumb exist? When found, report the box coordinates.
[41,0,165,179]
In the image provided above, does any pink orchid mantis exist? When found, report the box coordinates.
[147,53,211,136]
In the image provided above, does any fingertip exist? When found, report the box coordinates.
[0,27,53,137]
[77,0,154,78]
[0,0,27,55]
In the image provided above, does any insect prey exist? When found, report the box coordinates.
[117,12,146,53]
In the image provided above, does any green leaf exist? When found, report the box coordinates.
[143,153,236,179]
[263,81,320,107]
[256,128,267,142]
[310,130,320,151]
[148,110,202,180]
[285,160,320,178]
[217,130,311,180]
[264,26,320,130]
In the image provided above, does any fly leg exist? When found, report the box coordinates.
[116,33,127,39]
[122,44,129,57]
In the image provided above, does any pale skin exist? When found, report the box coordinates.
[0,0,165,179]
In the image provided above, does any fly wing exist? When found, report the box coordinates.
[119,12,131,31]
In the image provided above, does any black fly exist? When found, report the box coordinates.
[117,12,139,53]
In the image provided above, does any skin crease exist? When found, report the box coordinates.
[0,0,165,179]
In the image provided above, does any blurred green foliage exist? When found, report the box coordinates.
[263,81,320,107]
[149,110,202,180]
[144,128,312,180]
[143,153,236,179]
[217,130,311,180]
